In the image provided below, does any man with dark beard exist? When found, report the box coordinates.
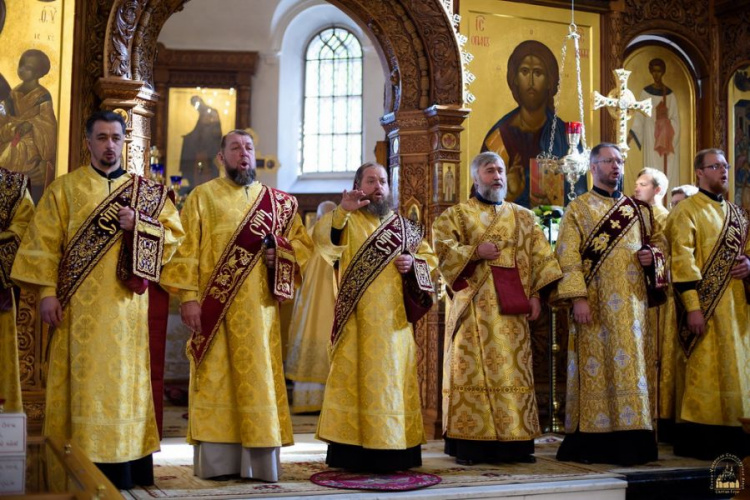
[161,129,313,482]
[554,142,667,465]
[432,152,562,465]
[314,162,438,472]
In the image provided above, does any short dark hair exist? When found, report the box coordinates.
[693,148,725,170]
[353,162,386,189]
[649,58,666,72]
[20,49,52,78]
[220,129,253,150]
[85,110,126,138]
[590,142,621,163]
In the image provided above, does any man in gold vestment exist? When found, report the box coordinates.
[555,143,666,465]
[314,162,437,471]
[161,130,313,482]
[285,200,337,414]
[433,152,562,465]
[667,148,750,459]
[634,167,678,440]
[0,168,33,413]
[11,111,184,489]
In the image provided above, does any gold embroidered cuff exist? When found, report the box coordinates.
[40,286,57,299]
[680,289,701,312]
[180,290,200,304]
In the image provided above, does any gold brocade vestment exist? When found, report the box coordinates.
[650,204,680,421]
[160,179,312,448]
[666,192,750,426]
[285,225,335,413]
[10,166,184,463]
[0,189,33,413]
[314,208,437,450]
[555,190,665,433]
[432,199,562,442]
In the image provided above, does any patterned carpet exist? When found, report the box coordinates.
[121,436,713,499]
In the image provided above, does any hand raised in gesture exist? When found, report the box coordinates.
[340,189,370,212]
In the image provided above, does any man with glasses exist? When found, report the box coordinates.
[666,148,750,460]
[554,143,667,465]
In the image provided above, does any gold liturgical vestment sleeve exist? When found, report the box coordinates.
[160,179,312,447]
[11,166,184,463]
[433,199,561,442]
[0,190,34,413]
[313,208,437,450]
[666,193,750,426]
[285,226,335,385]
[649,204,680,421]
[555,191,664,434]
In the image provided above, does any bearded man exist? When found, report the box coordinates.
[161,129,313,482]
[433,152,562,465]
[314,162,437,472]
[667,148,750,459]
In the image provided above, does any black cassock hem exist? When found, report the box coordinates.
[95,454,153,490]
[673,422,750,460]
[444,436,534,463]
[556,429,658,466]
[326,442,422,472]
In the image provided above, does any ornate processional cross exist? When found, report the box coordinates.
[593,69,652,159]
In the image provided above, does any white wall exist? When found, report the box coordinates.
[157,0,386,193]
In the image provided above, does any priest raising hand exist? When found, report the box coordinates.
[314,161,437,473]
[340,188,371,211]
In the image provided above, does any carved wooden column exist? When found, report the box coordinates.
[382,105,468,439]
[94,77,159,175]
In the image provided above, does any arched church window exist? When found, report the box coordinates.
[302,27,363,173]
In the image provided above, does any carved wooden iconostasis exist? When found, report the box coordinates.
[729,64,750,210]
[11,0,750,439]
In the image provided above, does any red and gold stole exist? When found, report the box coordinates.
[580,196,665,298]
[676,202,749,357]
[330,214,434,349]
[580,196,642,285]
[0,169,29,310]
[188,186,298,368]
[445,204,538,339]
[56,175,169,310]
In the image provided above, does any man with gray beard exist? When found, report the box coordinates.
[314,162,438,472]
[161,129,313,481]
[432,152,562,464]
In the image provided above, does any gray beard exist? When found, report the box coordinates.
[228,167,256,186]
[364,196,392,217]
[478,183,507,203]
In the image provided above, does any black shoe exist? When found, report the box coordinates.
[209,474,240,482]
[456,458,474,466]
